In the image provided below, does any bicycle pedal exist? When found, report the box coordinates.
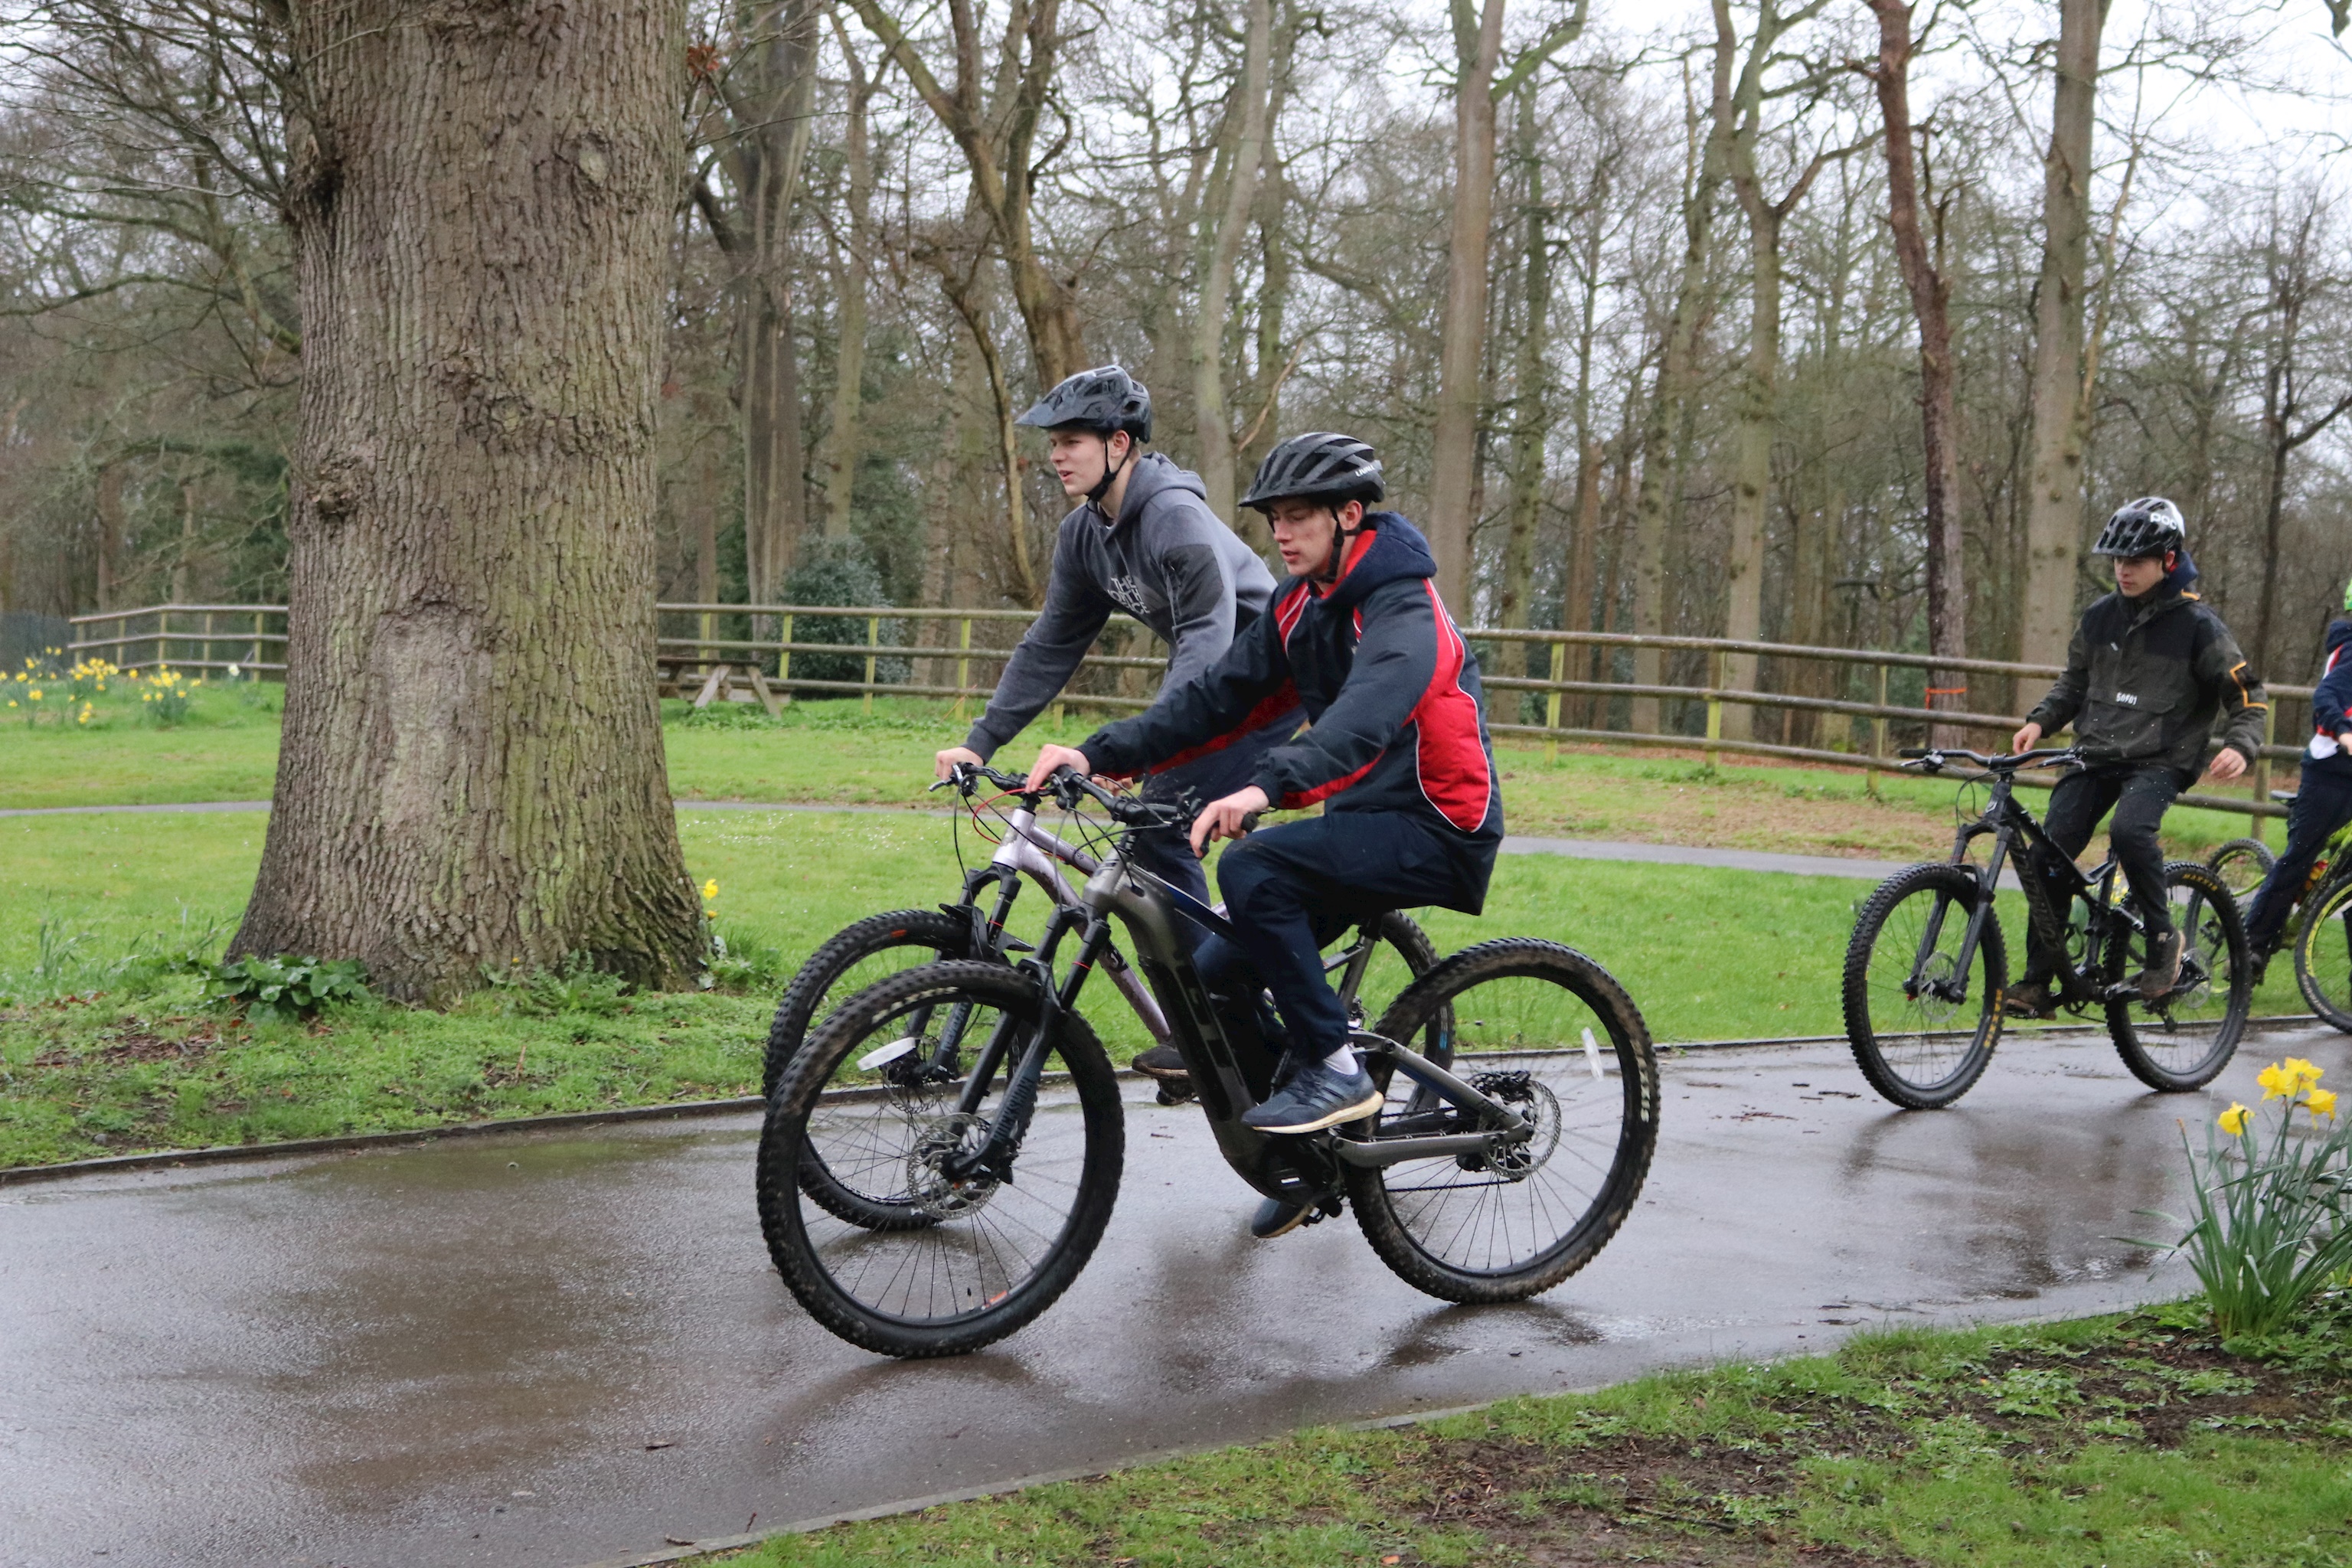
[1154,1083,1198,1107]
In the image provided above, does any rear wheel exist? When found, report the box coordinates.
[2295,870,2352,1035]
[2206,838,2275,912]
[756,960,1123,1358]
[764,908,972,1100]
[1347,940,1658,1304]
[1841,862,2005,1109]
[2108,861,2249,1091]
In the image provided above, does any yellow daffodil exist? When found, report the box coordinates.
[26,689,40,701]
[2286,1057,2323,1092]
[2309,1088,2339,1121]
[702,879,719,900]
[2258,1062,2297,1100]
[2220,1102,2250,1135]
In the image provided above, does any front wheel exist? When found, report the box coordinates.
[1841,862,2005,1109]
[1348,939,1659,1305]
[757,960,1124,1358]
[2206,837,2275,912]
[2108,861,2249,1091]
[2294,870,2352,1035]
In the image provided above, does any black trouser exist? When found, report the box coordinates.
[1126,706,1302,942]
[1194,810,1478,1064]
[2245,765,2352,956]
[2022,762,2181,982]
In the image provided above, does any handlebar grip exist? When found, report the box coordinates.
[1896,746,1932,759]
[1236,810,1262,835]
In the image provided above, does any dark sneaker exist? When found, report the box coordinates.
[2003,980,2057,1020]
[1132,1044,1191,1082]
[1250,1197,1312,1239]
[1241,1060,1382,1133]
[2136,928,2184,1001]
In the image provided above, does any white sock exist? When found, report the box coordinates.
[1321,1044,1358,1077]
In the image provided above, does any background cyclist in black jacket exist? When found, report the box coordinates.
[1024,433,1503,1201]
[2007,498,2267,1015]
[2242,577,2352,980]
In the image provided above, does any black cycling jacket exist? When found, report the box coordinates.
[1080,511,1503,913]
[2024,547,2268,782]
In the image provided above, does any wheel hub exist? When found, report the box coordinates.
[906,1111,1000,1219]
[1462,1072,1560,1181]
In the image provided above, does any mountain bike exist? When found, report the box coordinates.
[1841,746,2250,1109]
[2217,790,2352,1035]
[761,763,1436,1102]
[755,769,1661,1358]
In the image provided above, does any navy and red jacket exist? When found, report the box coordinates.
[2308,617,2352,779]
[1080,511,1504,913]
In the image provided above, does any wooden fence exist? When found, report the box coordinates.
[72,601,2318,828]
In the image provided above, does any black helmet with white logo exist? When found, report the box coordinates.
[1240,432,1385,513]
[2091,497,2187,559]
[1014,365,1152,443]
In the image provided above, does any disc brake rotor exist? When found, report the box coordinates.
[1468,1071,1561,1181]
[906,1110,1000,1219]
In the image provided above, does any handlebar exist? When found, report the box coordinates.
[1896,745,2080,774]
[931,760,1043,801]
[1045,766,1188,828]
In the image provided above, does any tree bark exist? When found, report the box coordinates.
[240,0,703,1000]
[2017,0,2108,668]
[1189,0,1272,524]
[1865,0,1968,746]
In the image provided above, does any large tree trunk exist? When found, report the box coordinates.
[1188,0,1272,524]
[1867,0,1968,746]
[1720,204,1779,743]
[2017,0,2108,668]
[242,0,703,1001]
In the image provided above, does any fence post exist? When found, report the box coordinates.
[864,615,879,713]
[1868,663,1888,799]
[2252,704,2275,843]
[1544,639,1566,760]
[202,610,214,672]
[1704,648,1725,771]
[252,611,263,674]
[155,608,168,673]
[778,614,793,692]
[954,616,972,721]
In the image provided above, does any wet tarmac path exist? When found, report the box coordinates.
[5,1024,2339,1568]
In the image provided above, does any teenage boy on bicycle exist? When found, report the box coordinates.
[936,368,1298,1091]
[2242,576,2352,981]
[2007,498,2267,1015]
[1024,433,1504,1163]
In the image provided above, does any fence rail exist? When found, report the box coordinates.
[71,601,2318,829]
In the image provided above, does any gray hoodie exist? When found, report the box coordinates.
[964,453,1279,760]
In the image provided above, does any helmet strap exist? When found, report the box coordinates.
[1087,432,1134,511]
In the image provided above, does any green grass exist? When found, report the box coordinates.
[703,1299,2352,1566]
[2,688,2285,863]
[0,798,2315,1169]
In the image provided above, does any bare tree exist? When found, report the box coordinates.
[818,8,883,541]
[1861,0,1967,743]
[1425,0,1589,611]
[2017,0,2109,667]
[2252,189,2352,678]
[1187,0,1272,524]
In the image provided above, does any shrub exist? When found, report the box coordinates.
[482,953,631,1016]
[203,955,371,1024]
[782,538,910,688]
[2141,1057,2352,1337]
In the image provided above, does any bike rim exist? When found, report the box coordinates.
[2123,880,2243,1077]
[2302,881,2352,1027]
[1862,884,1994,1092]
[1371,969,1642,1277]
[789,993,1098,1327]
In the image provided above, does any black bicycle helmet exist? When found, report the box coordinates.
[1239,432,1385,513]
[2091,496,2187,559]
[1014,365,1152,443]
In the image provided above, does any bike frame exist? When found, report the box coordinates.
[1915,760,2139,1009]
[942,813,1534,1207]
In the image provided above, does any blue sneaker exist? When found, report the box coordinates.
[1242,1059,1383,1133]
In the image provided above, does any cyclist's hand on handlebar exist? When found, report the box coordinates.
[2206,746,2249,783]
[1025,744,1092,795]
[2011,720,2043,756]
[935,745,984,783]
[1190,785,1269,856]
